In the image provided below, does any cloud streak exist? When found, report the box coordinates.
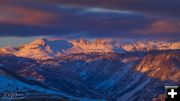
[45,0,180,19]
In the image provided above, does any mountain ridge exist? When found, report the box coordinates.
[0,38,179,60]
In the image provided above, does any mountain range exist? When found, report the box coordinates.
[0,38,180,101]
[0,38,179,60]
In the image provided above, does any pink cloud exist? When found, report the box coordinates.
[135,20,180,34]
[0,6,57,26]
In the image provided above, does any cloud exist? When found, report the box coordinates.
[135,20,180,34]
[0,0,179,40]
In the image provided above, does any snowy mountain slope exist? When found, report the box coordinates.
[0,65,67,99]
[136,50,180,82]
[0,64,101,101]
[54,50,179,100]
[0,38,179,60]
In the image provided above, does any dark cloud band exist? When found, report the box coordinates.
[0,0,179,40]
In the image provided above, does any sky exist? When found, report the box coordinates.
[0,0,180,47]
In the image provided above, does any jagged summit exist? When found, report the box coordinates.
[0,38,179,59]
[70,38,125,53]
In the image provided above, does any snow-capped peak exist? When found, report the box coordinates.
[69,38,125,53]
[14,38,73,59]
